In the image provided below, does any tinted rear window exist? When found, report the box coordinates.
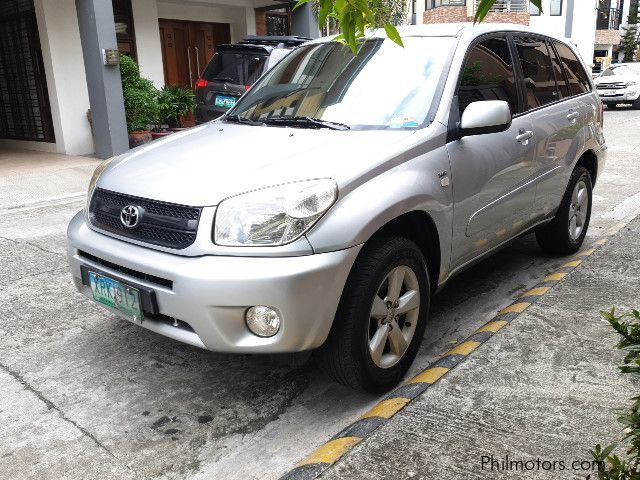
[203,51,268,86]
[514,36,559,109]
[553,41,591,95]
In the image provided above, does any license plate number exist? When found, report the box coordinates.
[214,95,237,109]
[599,89,617,96]
[89,272,143,321]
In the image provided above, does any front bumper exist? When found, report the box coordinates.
[67,212,361,353]
[598,88,640,103]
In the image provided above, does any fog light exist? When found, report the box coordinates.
[246,306,281,337]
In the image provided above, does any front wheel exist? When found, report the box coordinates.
[536,166,592,255]
[315,236,430,392]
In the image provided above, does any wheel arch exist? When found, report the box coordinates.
[363,210,441,292]
[576,149,598,187]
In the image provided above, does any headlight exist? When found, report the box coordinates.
[214,179,338,246]
[85,158,113,215]
[627,80,638,86]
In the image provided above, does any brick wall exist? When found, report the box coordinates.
[423,7,529,25]
[423,6,468,23]
[596,29,621,46]
[255,11,267,36]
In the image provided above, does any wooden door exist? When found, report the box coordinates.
[159,20,191,87]
[159,19,231,88]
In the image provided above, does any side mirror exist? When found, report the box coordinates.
[459,100,512,138]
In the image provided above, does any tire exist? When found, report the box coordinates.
[632,98,640,109]
[535,166,593,255]
[315,236,430,392]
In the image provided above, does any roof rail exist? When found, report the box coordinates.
[240,35,310,47]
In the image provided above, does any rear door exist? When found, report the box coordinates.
[447,34,536,269]
[513,36,587,218]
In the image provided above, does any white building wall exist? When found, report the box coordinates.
[529,0,598,67]
[0,0,94,155]
[132,0,255,89]
[132,0,165,88]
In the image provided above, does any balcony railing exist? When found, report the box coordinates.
[426,0,465,8]
[597,7,624,29]
[473,0,528,13]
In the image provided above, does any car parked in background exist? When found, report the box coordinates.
[595,62,640,108]
[195,35,309,123]
[68,24,606,392]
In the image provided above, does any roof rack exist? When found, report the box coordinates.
[240,35,311,47]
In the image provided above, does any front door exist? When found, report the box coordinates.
[159,20,231,89]
[447,34,536,269]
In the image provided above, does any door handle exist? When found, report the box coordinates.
[516,129,534,145]
[187,46,193,88]
[566,111,580,123]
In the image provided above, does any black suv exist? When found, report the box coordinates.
[195,36,309,123]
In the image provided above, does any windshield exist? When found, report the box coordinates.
[601,64,640,77]
[226,36,455,130]
[202,51,268,86]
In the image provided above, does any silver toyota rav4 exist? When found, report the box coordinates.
[68,23,606,392]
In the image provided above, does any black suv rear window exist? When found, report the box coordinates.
[202,51,268,86]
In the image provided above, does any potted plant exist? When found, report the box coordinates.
[157,85,196,132]
[120,55,159,147]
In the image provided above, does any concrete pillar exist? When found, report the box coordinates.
[75,0,129,158]
[291,3,320,38]
[245,7,257,36]
[565,0,575,37]
[415,0,425,25]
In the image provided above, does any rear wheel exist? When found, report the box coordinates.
[315,236,430,392]
[535,166,592,255]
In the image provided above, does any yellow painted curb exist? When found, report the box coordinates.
[577,248,596,256]
[446,340,481,356]
[477,320,509,333]
[544,272,567,282]
[563,260,582,267]
[408,366,449,385]
[499,302,531,315]
[361,397,410,419]
[298,437,361,467]
[521,287,550,297]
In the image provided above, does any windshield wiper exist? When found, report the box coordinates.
[262,116,350,131]
[224,114,264,126]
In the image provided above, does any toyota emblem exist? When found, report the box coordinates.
[120,205,140,228]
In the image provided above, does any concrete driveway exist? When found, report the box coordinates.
[1,108,639,480]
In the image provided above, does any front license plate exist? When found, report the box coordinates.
[214,95,237,109]
[599,90,617,96]
[89,271,143,321]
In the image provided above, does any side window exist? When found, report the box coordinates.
[548,41,570,98]
[513,36,558,110]
[554,41,591,96]
[458,36,519,119]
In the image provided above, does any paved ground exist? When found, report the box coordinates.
[0,108,639,480]
[319,216,638,480]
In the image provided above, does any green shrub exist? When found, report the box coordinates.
[591,309,640,479]
[157,85,195,128]
[119,54,159,133]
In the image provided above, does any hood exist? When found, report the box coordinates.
[97,122,419,206]
[595,74,639,85]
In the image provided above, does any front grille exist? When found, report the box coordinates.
[597,82,626,90]
[78,250,173,289]
[89,189,202,250]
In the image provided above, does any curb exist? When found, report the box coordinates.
[279,238,610,480]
